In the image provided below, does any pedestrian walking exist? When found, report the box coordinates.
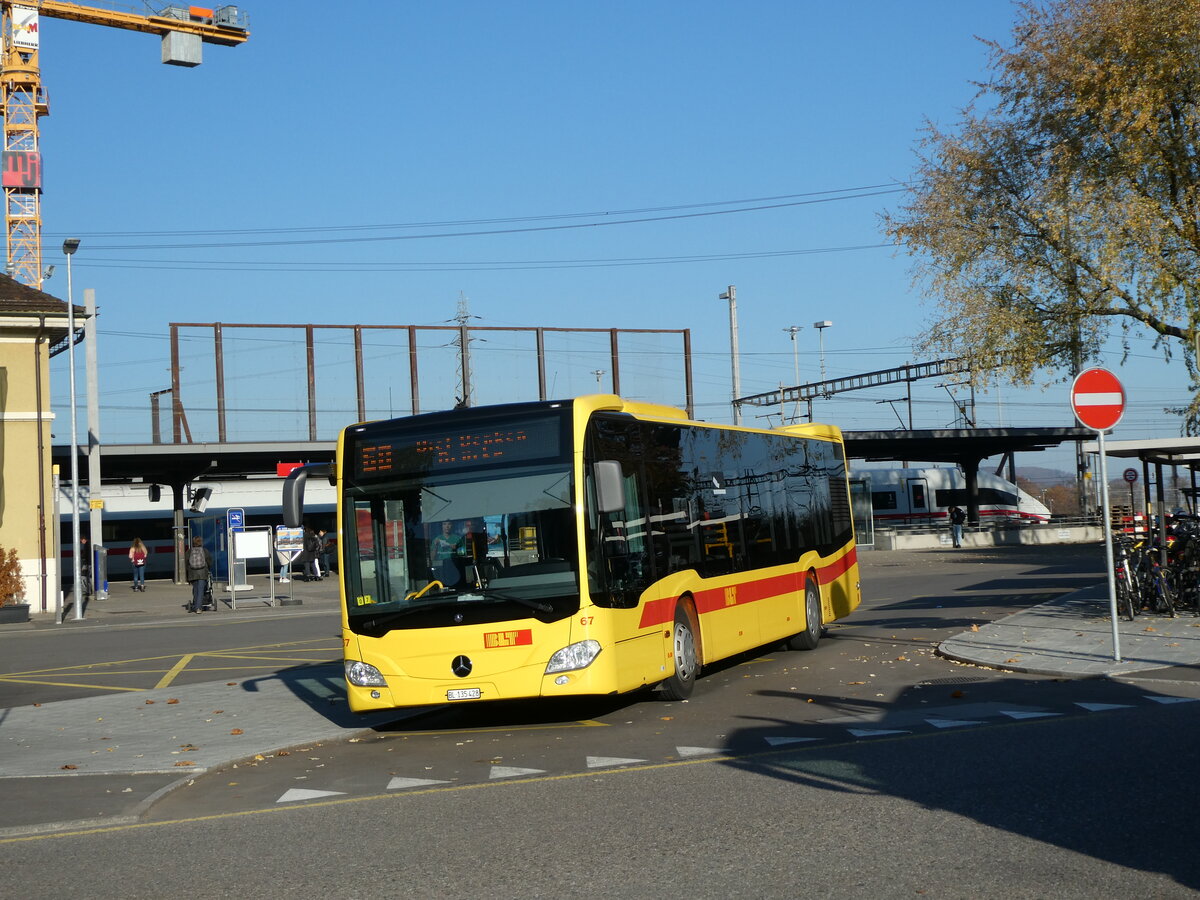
[949,505,966,548]
[129,537,148,591]
[185,536,213,613]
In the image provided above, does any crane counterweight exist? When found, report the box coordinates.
[1,1,249,287]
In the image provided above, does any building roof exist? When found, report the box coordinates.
[0,273,84,355]
[0,272,73,316]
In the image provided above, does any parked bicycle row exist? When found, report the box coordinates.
[1111,515,1200,621]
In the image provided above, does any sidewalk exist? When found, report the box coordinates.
[940,585,1200,677]
[13,569,344,630]
[0,573,412,836]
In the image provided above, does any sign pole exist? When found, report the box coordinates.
[1070,368,1126,663]
[1096,429,1121,662]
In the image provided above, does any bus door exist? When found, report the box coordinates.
[906,478,930,525]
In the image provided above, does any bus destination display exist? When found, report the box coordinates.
[354,416,563,479]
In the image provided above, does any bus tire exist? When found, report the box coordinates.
[660,603,700,701]
[787,577,823,651]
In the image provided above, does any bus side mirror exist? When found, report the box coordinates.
[593,460,625,513]
[283,462,333,527]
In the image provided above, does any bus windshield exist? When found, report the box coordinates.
[343,463,579,626]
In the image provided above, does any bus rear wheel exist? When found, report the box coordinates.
[787,578,823,651]
[660,604,699,700]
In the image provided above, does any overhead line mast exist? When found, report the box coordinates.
[0,2,249,289]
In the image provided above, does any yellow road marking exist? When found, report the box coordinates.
[198,653,338,663]
[0,677,145,692]
[154,654,195,690]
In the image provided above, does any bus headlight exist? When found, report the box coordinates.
[545,640,602,674]
[345,659,387,687]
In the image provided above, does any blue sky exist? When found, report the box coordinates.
[39,1,1189,473]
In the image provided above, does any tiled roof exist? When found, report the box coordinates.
[0,272,73,316]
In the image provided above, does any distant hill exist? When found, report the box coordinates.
[1014,466,1074,487]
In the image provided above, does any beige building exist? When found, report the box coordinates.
[0,273,76,613]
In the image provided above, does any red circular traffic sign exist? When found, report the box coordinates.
[1070,368,1125,431]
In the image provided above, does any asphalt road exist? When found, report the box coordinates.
[6,544,1200,897]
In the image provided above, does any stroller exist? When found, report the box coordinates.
[183,574,218,613]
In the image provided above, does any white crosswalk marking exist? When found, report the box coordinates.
[1075,702,1134,712]
[925,718,986,729]
[676,746,729,757]
[847,728,910,738]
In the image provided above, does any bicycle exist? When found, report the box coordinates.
[1111,533,1139,622]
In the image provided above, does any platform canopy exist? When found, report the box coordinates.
[844,426,1094,464]
[1081,436,1200,469]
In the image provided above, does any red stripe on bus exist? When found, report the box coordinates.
[637,548,857,629]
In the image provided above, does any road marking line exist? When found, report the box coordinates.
[277,788,346,803]
[154,654,196,690]
[490,765,545,779]
[387,777,451,790]
[587,756,647,767]
[0,677,145,692]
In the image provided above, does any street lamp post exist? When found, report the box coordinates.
[813,320,833,391]
[63,238,83,621]
[720,286,741,424]
[783,326,802,423]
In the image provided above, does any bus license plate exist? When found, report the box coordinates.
[446,688,481,701]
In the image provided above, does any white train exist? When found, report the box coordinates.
[860,466,1051,525]
[59,477,336,581]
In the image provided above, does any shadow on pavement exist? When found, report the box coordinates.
[720,676,1200,892]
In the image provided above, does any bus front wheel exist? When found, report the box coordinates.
[660,604,700,701]
[787,578,823,651]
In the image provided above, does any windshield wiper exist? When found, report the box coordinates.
[473,588,553,613]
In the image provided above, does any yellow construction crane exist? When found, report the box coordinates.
[0,2,249,289]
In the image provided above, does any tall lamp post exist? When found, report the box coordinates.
[720,286,741,424]
[63,238,83,621]
[783,325,802,423]
[813,320,833,392]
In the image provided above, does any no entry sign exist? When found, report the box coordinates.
[1071,367,1125,431]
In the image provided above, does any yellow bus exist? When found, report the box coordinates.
[283,394,862,712]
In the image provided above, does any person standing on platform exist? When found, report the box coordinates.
[949,505,966,549]
[185,536,213,613]
[129,537,148,591]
